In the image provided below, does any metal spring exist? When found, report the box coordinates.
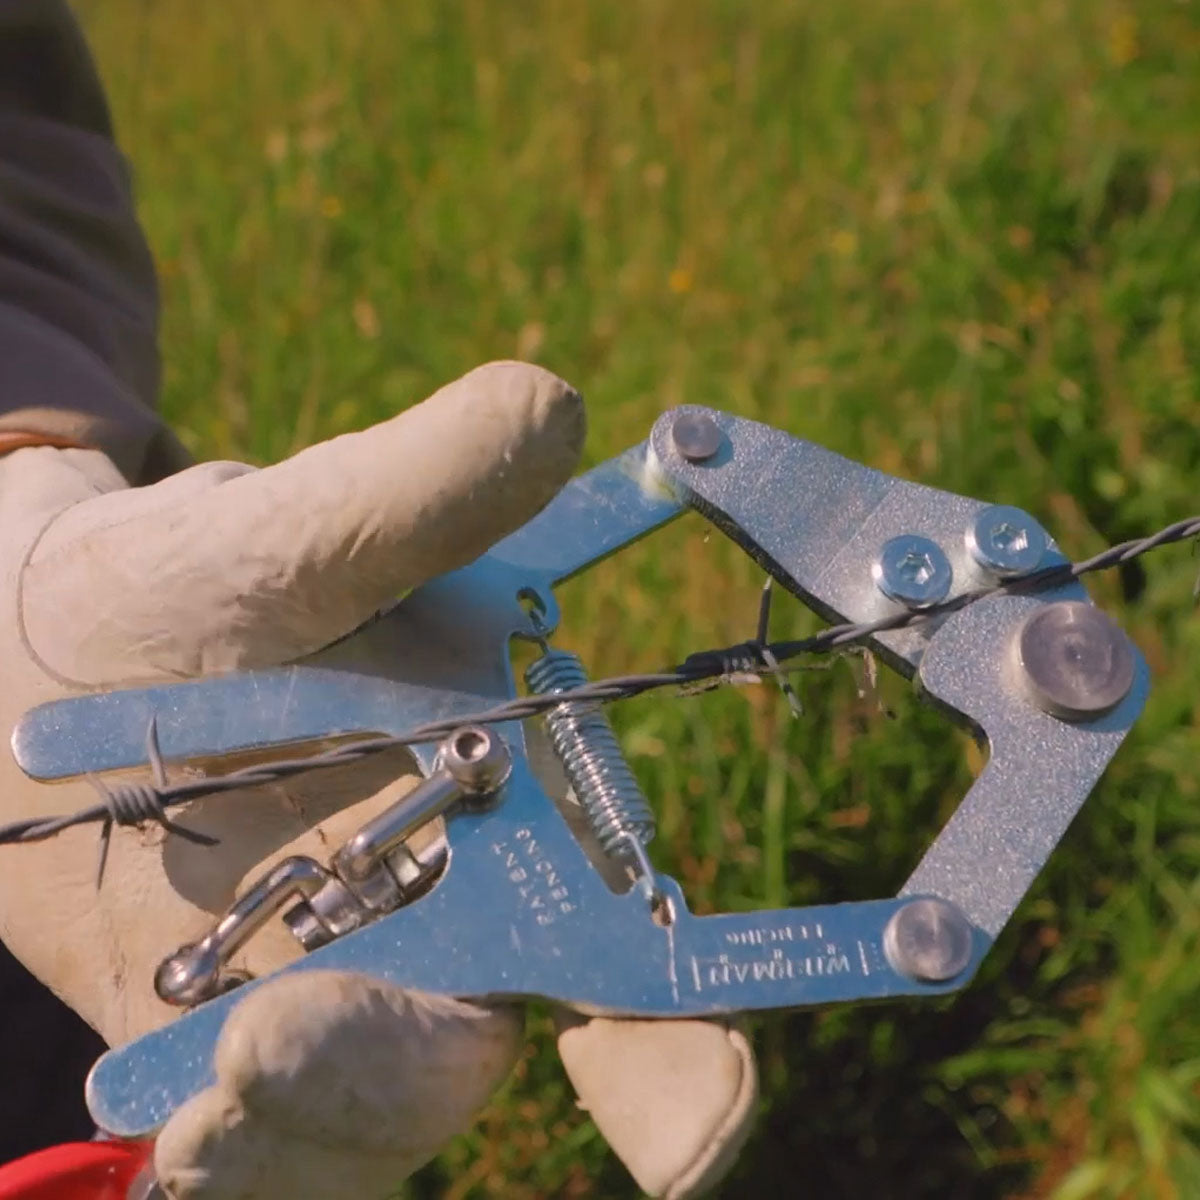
[525,649,656,854]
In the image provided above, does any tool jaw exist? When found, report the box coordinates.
[645,407,1148,938]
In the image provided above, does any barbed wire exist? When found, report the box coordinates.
[2,512,1197,866]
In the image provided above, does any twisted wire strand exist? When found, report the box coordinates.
[1,512,1195,861]
[92,778,220,885]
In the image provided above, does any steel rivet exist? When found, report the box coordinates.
[670,412,723,463]
[883,898,973,983]
[1014,601,1136,720]
[967,505,1048,577]
[872,534,953,608]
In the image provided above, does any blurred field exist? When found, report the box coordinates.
[76,1,1200,1196]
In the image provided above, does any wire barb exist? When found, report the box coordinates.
[93,718,220,886]
[755,580,804,717]
[0,510,1195,859]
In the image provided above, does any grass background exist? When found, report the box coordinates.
[75,1,1200,1196]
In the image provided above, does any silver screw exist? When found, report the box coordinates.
[440,725,513,794]
[872,534,953,608]
[1014,601,1136,720]
[967,505,1048,577]
[670,411,723,463]
[883,898,973,983]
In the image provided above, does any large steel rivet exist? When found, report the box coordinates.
[1014,601,1136,720]
[670,412,723,463]
[966,505,1048,577]
[872,534,953,608]
[883,898,973,983]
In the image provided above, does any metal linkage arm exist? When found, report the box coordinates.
[646,407,1148,937]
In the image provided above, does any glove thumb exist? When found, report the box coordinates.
[17,361,583,685]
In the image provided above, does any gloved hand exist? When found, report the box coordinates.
[0,360,756,1199]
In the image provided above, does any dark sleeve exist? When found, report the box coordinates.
[0,941,104,1157]
[0,0,190,482]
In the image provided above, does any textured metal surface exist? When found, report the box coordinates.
[649,407,1148,936]
[906,590,1146,932]
[649,405,993,674]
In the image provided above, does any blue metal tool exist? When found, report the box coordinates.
[11,408,1147,1138]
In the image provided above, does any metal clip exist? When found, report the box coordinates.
[154,726,511,1006]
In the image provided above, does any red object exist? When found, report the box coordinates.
[0,1142,152,1200]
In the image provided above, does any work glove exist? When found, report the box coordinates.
[0,360,756,1199]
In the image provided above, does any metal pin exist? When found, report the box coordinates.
[1014,601,1136,720]
[671,412,723,463]
[883,898,973,983]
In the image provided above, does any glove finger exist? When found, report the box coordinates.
[155,1090,416,1200]
[556,1013,758,1199]
[21,360,584,684]
[155,970,523,1200]
[532,722,760,1196]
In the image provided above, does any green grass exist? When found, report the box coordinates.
[76,1,1200,1195]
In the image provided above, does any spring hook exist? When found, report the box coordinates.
[525,648,656,857]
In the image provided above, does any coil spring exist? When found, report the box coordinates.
[525,649,656,854]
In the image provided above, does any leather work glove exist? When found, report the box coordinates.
[0,361,757,1199]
